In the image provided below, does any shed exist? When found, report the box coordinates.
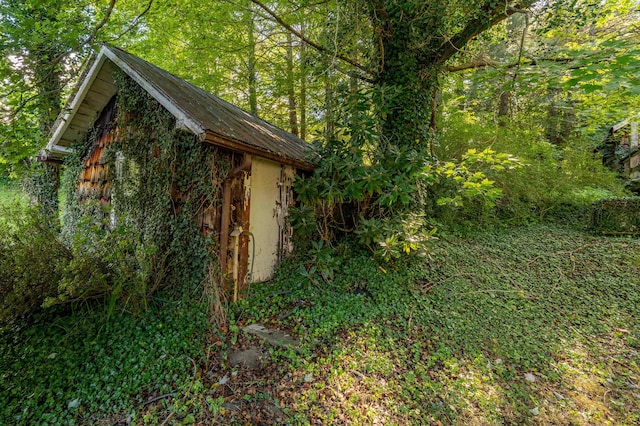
[43,45,316,296]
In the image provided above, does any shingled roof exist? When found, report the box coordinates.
[45,45,316,170]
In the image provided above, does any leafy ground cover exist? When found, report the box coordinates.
[218,224,639,425]
[1,223,638,425]
[0,302,210,425]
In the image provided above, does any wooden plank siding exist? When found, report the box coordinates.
[78,98,117,206]
[78,107,248,292]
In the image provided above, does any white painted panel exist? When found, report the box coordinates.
[248,157,283,282]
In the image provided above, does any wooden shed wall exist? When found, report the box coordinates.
[78,97,117,206]
[77,99,295,299]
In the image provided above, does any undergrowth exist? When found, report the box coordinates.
[1,223,638,425]
[436,111,627,225]
[0,301,210,425]
[232,224,640,425]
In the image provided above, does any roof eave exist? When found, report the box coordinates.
[203,132,316,171]
[46,53,109,153]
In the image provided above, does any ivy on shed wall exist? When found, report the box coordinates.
[61,70,229,302]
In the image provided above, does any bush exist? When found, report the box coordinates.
[435,110,627,223]
[0,204,70,321]
[589,197,640,235]
[428,148,523,227]
[49,214,162,314]
[0,203,166,322]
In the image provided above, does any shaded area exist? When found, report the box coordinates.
[0,303,209,425]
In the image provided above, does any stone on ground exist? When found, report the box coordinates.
[242,323,300,349]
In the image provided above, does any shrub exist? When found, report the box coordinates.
[47,214,163,315]
[0,204,70,321]
[589,197,640,235]
[0,203,166,322]
[429,148,523,227]
[435,109,627,223]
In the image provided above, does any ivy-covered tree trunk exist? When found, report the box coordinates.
[376,62,438,156]
[367,1,442,167]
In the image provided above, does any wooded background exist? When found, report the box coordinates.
[1,0,638,178]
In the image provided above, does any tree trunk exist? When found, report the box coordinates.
[375,40,438,164]
[246,8,259,117]
[369,2,443,163]
[498,90,512,127]
[286,32,299,136]
[324,71,335,141]
[299,25,307,141]
[545,89,576,145]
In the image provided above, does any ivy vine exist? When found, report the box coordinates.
[60,70,228,306]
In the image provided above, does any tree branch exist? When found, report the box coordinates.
[248,0,374,79]
[109,0,154,42]
[84,0,117,46]
[444,51,620,74]
[444,58,502,72]
[433,1,536,67]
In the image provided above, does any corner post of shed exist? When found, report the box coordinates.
[219,154,252,294]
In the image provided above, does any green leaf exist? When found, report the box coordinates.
[581,84,602,94]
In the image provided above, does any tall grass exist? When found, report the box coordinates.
[0,178,26,206]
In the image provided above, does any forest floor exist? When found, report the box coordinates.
[1,223,639,425]
[196,224,640,425]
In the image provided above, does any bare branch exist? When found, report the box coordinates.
[248,0,374,79]
[109,0,154,42]
[85,0,117,46]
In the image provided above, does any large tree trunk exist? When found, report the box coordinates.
[365,0,533,160]
[369,1,444,164]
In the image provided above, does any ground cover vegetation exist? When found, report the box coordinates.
[0,222,638,424]
[1,0,639,424]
